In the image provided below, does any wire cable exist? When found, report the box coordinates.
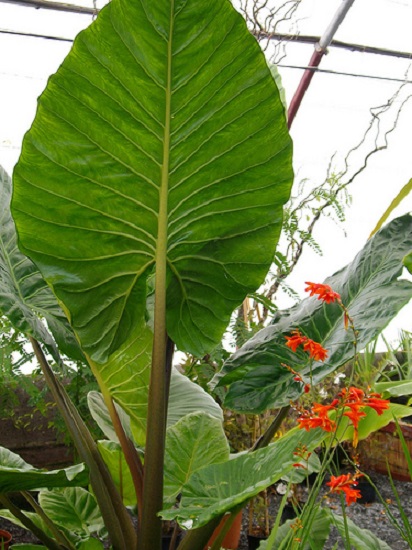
[278,64,412,84]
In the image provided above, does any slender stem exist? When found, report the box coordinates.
[169,522,180,550]
[140,329,173,549]
[29,337,136,550]
[251,405,291,451]
[104,394,144,522]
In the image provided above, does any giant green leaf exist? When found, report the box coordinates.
[12,0,293,365]
[164,411,229,504]
[215,214,412,413]
[0,165,82,363]
[161,427,325,527]
[0,447,88,493]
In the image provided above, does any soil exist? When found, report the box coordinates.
[1,470,411,549]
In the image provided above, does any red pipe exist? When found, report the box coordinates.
[287,48,325,128]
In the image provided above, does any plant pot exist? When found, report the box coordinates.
[358,421,412,481]
[357,479,377,504]
[204,511,243,550]
[162,533,182,550]
[0,529,12,550]
[280,502,299,524]
[162,521,182,550]
[247,533,266,550]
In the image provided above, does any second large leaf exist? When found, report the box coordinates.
[216,214,412,412]
[12,0,293,363]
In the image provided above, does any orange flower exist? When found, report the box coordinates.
[341,387,389,415]
[285,330,306,352]
[343,407,366,427]
[298,415,336,432]
[338,387,389,447]
[365,396,390,415]
[298,402,337,432]
[343,407,366,447]
[312,401,339,415]
[305,282,341,304]
[303,339,328,361]
[296,386,390,447]
[285,330,328,362]
[340,387,365,401]
[326,473,362,506]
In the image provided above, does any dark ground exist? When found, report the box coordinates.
[237,470,412,550]
[1,471,411,549]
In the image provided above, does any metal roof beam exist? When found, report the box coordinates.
[0,0,98,16]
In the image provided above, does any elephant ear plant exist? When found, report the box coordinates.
[2,1,412,549]
[6,0,293,548]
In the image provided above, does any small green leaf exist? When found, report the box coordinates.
[263,506,330,550]
[88,321,153,447]
[369,178,412,238]
[88,391,134,444]
[97,440,137,507]
[375,379,412,398]
[328,509,392,549]
[78,539,105,550]
[161,427,326,527]
[167,369,223,426]
[88,367,223,447]
[39,487,104,536]
[164,411,229,504]
[404,251,412,275]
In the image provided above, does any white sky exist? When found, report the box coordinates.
[0,0,411,349]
